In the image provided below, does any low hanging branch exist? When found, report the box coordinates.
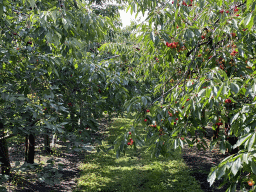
[150,31,225,107]
[150,45,200,106]
[186,28,213,58]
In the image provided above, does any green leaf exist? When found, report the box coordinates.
[207,168,217,186]
[230,112,239,124]
[220,140,226,154]
[247,0,253,10]
[215,86,223,99]
[244,13,252,26]
[251,160,256,175]
[242,153,249,164]
[230,83,239,94]
[150,32,155,42]
[231,157,241,176]
[0,0,3,17]
[247,133,255,151]
[217,165,226,180]
[238,47,244,57]
[233,133,252,149]
[57,127,64,133]
[218,0,222,7]
[141,96,147,106]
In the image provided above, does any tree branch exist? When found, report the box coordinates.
[0,133,15,141]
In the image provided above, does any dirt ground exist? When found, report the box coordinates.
[182,127,230,192]
[2,122,246,192]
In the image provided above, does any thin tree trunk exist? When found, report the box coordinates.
[202,109,206,137]
[51,133,56,149]
[25,134,35,164]
[24,117,39,163]
[0,122,10,175]
[44,132,51,154]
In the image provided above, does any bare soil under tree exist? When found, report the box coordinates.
[2,121,245,192]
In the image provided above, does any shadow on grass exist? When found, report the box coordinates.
[75,147,203,192]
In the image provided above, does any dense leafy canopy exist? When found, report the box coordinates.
[111,0,256,190]
[1,0,256,191]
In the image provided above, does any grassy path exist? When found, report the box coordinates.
[75,117,203,192]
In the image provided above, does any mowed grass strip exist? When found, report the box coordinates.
[75,118,203,192]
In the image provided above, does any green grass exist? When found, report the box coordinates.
[75,117,203,192]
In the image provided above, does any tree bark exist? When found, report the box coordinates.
[201,109,206,137]
[25,134,35,164]
[44,132,51,154]
[0,122,11,175]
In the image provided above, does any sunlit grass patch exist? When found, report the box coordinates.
[75,117,203,192]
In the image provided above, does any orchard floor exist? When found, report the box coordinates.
[2,119,246,192]
[182,127,230,192]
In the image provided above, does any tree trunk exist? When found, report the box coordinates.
[51,133,57,149]
[44,132,51,154]
[0,122,10,175]
[201,109,206,137]
[213,110,221,140]
[25,134,35,164]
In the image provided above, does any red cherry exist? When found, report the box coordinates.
[201,35,205,39]
[181,137,184,140]
[128,132,131,135]
[182,106,184,109]
[231,33,236,37]
[186,98,190,101]
[13,33,17,35]
[220,10,224,14]
[175,118,179,121]
[226,10,229,13]
[182,1,187,6]
[27,41,32,45]
[146,109,150,113]
[144,119,147,122]
[248,180,255,186]
[127,142,131,145]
